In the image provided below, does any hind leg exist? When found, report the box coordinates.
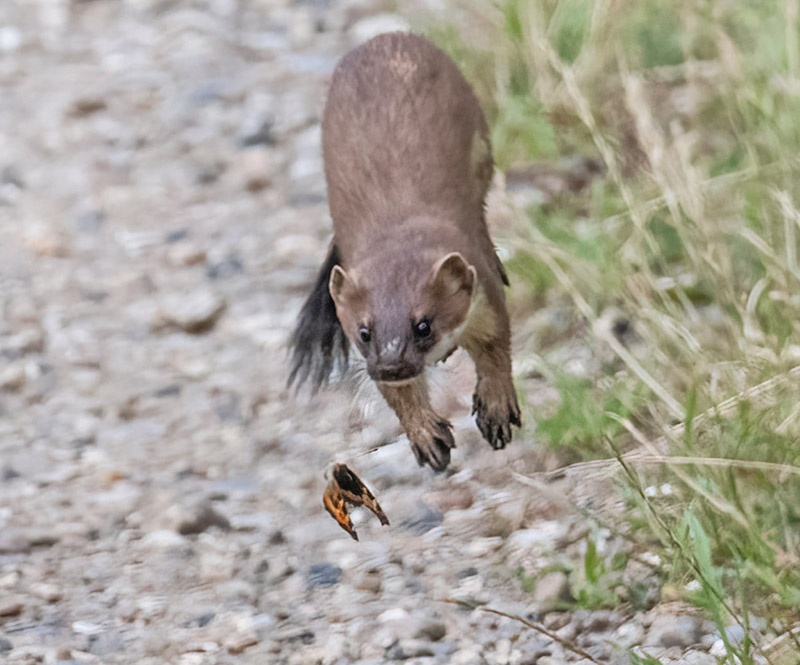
[378,377,454,472]
[464,309,521,449]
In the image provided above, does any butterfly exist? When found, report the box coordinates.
[323,463,389,540]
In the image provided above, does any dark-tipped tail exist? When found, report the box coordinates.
[288,244,349,390]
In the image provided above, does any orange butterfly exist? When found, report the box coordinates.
[323,464,389,540]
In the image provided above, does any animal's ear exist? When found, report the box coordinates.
[430,252,476,299]
[329,265,355,308]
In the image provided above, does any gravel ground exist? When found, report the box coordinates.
[0,1,737,664]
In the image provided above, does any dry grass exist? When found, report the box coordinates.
[426,0,800,661]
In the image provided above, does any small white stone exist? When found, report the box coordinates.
[467,537,503,557]
[685,579,702,592]
[0,362,26,392]
[159,289,226,334]
[30,582,62,602]
[72,621,104,635]
[140,530,188,548]
[613,621,645,648]
[379,607,409,623]
[709,638,727,657]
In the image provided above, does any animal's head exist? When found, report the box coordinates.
[329,252,476,384]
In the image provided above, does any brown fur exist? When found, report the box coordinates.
[316,32,520,470]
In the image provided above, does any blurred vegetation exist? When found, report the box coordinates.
[429,0,800,661]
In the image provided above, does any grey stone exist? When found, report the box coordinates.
[0,597,24,618]
[682,650,718,665]
[400,502,443,535]
[30,582,62,602]
[225,630,259,654]
[644,614,702,648]
[140,530,189,548]
[159,289,226,334]
[308,563,342,589]
[239,117,276,148]
[613,621,645,648]
[0,362,26,392]
[709,638,727,657]
[385,638,435,660]
[0,529,31,554]
[533,571,571,610]
[581,610,624,632]
[176,502,231,535]
[4,329,45,355]
[724,623,746,645]
[505,522,569,559]
[414,618,446,642]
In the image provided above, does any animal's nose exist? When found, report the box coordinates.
[374,361,418,383]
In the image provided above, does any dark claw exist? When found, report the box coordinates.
[410,420,455,472]
[411,442,425,467]
[472,393,520,450]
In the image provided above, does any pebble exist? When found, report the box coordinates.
[353,570,382,594]
[159,289,226,334]
[414,618,446,642]
[644,614,703,648]
[385,638,435,660]
[0,362,26,392]
[0,636,11,652]
[30,582,62,602]
[401,502,443,535]
[505,521,569,559]
[4,329,45,355]
[140,530,189,548]
[467,537,503,558]
[682,649,718,665]
[554,621,577,642]
[723,622,746,645]
[581,609,624,632]
[488,497,527,536]
[536,657,563,665]
[206,253,244,280]
[0,597,24,617]
[308,563,342,589]
[72,621,104,635]
[237,147,278,192]
[532,571,571,611]
[0,529,31,554]
[239,117,276,148]
[168,242,207,267]
[174,502,231,535]
[225,630,259,654]
[322,631,349,663]
[709,638,727,657]
[613,621,645,648]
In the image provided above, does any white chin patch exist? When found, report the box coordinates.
[376,376,419,387]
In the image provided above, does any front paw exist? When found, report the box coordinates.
[473,388,521,450]
[409,419,455,472]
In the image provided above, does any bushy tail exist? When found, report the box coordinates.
[288,244,349,390]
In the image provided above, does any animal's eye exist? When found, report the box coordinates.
[414,318,432,339]
[359,326,371,344]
